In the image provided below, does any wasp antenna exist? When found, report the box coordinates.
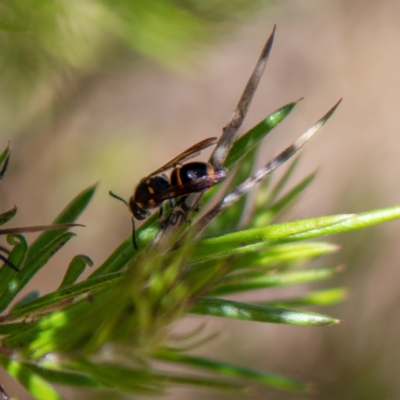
[109,191,128,206]
[131,216,138,250]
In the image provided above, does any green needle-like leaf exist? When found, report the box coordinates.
[251,171,316,227]
[155,348,308,391]
[224,100,300,169]
[191,214,352,263]
[0,322,28,335]
[23,363,104,389]
[263,287,347,307]
[0,142,10,166]
[72,357,244,393]
[26,184,96,259]
[194,205,400,266]
[0,234,28,310]
[0,232,75,312]
[53,184,97,225]
[0,205,17,227]
[269,171,316,213]
[58,255,93,289]
[229,241,339,270]
[9,271,121,319]
[155,374,243,392]
[191,297,340,326]
[257,156,301,207]
[89,214,160,279]
[208,266,342,296]
[70,358,161,393]
[0,356,64,400]
[88,237,134,279]
[283,204,400,240]
[0,142,10,180]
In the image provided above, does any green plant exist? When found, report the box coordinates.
[1,26,400,400]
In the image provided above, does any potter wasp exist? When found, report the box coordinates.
[110,137,227,249]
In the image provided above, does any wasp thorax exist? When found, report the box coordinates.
[132,176,170,212]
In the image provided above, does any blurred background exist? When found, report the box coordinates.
[1,0,400,399]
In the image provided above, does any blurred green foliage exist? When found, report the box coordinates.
[0,0,265,125]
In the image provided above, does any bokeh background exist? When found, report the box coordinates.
[1,0,400,399]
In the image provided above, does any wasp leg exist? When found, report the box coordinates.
[170,206,190,225]
[0,253,19,272]
[158,199,176,225]
[131,216,138,250]
[157,206,166,222]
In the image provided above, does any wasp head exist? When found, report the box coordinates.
[129,198,151,220]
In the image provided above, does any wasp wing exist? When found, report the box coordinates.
[147,137,218,177]
[153,169,227,202]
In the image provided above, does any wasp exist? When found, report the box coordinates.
[110,137,227,249]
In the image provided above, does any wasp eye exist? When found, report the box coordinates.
[129,198,151,220]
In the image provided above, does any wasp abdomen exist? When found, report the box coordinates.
[171,162,226,186]
[171,162,209,185]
